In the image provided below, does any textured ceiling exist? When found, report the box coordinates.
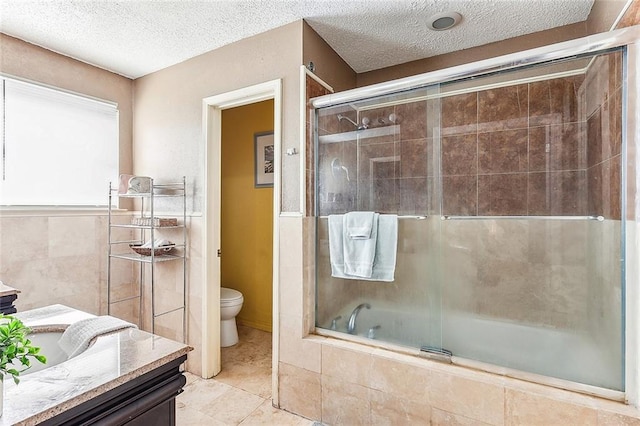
[0,0,596,79]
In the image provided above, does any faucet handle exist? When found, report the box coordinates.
[330,315,342,331]
[367,325,381,339]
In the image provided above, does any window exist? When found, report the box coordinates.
[1,77,118,206]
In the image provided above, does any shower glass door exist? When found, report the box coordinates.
[314,84,445,353]
[314,43,625,393]
[438,49,625,390]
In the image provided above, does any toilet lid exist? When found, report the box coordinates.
[221,287,243,302]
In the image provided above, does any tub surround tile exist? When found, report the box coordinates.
[478,129,528,174]
[321,374,371,425]
[400,138,429,178]
[278,362,322,421]
[527,171,586,216]
[441,92,477,136]
[369,388,431,425]
[597,411,640,425]
[528,123,585,172]
[505,388,598,426]
[280,315,322,373]
[396,100,427,141]
[431,407,494,426]
[477,84,528,132]
[429,370,505,426]
[441,133,478,176]
[478,173,528,216]
[369,354,430,402]
[442,175,478,216]
[3,304,191,426]
[321,345,373,387]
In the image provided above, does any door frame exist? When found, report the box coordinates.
[201,79,282,402]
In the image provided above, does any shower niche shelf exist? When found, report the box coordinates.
[107,176,187,343]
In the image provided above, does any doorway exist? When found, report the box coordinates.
[220,101,274,332]
[201,80,282,403]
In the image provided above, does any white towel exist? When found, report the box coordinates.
[57,315,137,359]
[328,213,398,282]
[368,214,398,282]
[343,213,379,278]
[344,211,376,239]
[127,176,151,194]
[328,215,347,279]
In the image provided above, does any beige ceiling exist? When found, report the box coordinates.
[0,0,600,79]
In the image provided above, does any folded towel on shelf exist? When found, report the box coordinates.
[126,176,151,194]
[57,315,138,359]
[343,213,379,278]
[344,211,376,239]
[118,174,134,194]
[327,213,398,282]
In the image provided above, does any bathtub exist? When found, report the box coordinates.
[321,302,622,391]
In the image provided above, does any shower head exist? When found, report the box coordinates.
[337,114,368,131]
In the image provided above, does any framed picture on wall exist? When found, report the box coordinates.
[254,132,274,188]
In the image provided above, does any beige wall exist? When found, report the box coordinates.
[302,21,356,93]
[132,21,304,374]
[0,34,134,316]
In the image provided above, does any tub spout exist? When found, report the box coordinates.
[347,303,371,334]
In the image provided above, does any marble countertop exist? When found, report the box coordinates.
[0,282,20,297]
[1,304,192,426]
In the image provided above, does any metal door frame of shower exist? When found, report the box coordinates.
[311,25,640,406]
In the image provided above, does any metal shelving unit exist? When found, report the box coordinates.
[107,176,187,342]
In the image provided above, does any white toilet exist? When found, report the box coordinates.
[220,287,244,347]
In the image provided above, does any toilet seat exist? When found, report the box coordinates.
[221,287,243,306]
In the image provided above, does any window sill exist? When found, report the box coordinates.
[0,206,129,217]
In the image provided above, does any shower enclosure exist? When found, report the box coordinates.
[313,31,633,393]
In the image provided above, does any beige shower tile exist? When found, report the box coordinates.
[429,370,505,426]
[278,362,321,421]
[370,388,431,425]
[321,344,372,387]
[321,374,371,425]
[370,354,430,403]
[280,316,321,373]
[598,410,640,425]
[431,407,493,425]
[505,388,597,426]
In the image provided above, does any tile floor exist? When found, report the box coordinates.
[177,325,315,425]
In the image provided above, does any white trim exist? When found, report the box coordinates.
[610,0,635,31]
[312,25,640,109]
[300,66,334,216]
[0,73,118,108]
[280,212,304,217]
[625,40,640,408]
[201,79,282,406]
